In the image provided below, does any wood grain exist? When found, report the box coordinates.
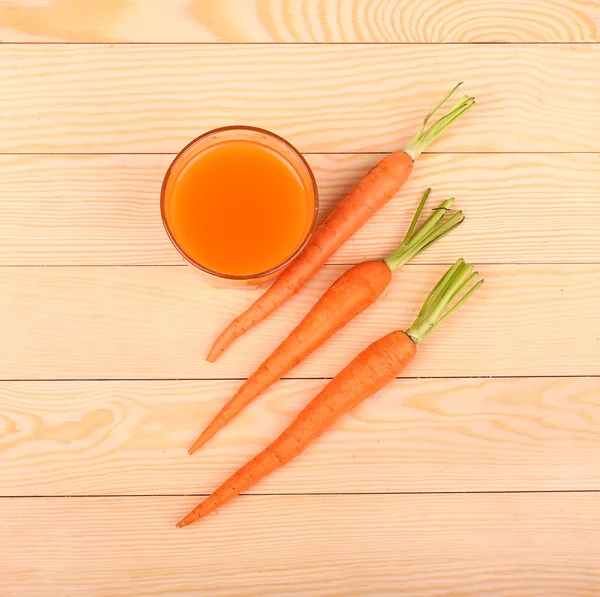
[1,264,599,380]
[1,44,600,153]
[2,378,600,496]
[1,0,598,43]
[1,0,598,592]
[1,152,599,265]
[3,493,600,596]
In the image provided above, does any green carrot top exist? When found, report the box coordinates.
[384,188,464,272]
[404,83,476,161]
[407,258,484,343]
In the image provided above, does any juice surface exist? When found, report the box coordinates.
[167,140,311,277]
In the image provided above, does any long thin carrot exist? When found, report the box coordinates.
[189,189,463,454]
[178,259,483,527]
[207,84,475,362]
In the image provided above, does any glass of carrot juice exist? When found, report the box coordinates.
[161,126,319,287]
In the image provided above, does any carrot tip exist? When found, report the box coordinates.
[207,335,230,362]
[189,425,218,454]
[177,512,199,528]
[188,436,206,455]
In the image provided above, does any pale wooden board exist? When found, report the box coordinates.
[1,1,598,593]
[2,45,600,153]
[2,378,600,496]
[3,493,600,596]
[1,0,599,43]
[1,264,599,380]
[2,152,600,266]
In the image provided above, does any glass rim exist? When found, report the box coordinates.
[160,125,320,281]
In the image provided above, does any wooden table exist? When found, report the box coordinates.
[2,2,600,595]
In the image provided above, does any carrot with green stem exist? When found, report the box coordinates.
[178,259,483,527]
[190,188,463,454]
[207,84,475,362]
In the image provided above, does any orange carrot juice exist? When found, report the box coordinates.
[161,127,318,284]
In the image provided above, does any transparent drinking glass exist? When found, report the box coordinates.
[161,126,319,288]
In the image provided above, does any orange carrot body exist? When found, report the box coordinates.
[190,260,392,453]
[207,151,413,362]
[178,330,416,527]
[179,258,484,527]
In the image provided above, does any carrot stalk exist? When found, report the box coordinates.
[407,259,484,342]
[207,85,475,362]
[383,199,463,271]
[189,189,462,454]
[178,259,483,527]
[405,84,476,160]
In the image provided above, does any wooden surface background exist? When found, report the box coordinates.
[1,1,599,596]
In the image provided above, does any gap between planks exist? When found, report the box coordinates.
[3,490,600,499]
[1,42,599,46]
[0,151,598,155]
[2,375,600,382]
[3,263,600,267]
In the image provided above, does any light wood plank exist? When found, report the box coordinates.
[1,44,599,153]
[1,264,598,379]
[1,153,599,265]
[2,378,600,496]
[1,0,598,43]
[3,494,600,596]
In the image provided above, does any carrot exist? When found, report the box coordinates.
[189,189,463,454]
[178,259,483,527]
[207,84,475,362]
